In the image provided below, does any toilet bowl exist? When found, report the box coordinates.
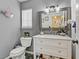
[10,47,25,59]
[7,37,32,59]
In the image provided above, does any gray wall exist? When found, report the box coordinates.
[0,0,20,59]
[22,0,71,36]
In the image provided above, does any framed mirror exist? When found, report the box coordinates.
[39,7,71,36]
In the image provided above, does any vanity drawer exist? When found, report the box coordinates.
[35,46,68,58]
[35,38,68,48]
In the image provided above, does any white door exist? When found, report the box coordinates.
[71,0,79,59]
[76,0,79,59]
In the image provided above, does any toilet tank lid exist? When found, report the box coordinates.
[20,37,32,39]
[10,47,25,54]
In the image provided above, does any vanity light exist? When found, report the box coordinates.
[55,5,60,13]
[49,5,55,12]
[44,7,50,13]
[49,5,60,13]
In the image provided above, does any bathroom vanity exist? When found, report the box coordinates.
[33,34,72,59]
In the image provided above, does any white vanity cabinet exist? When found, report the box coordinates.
[33,35,72,59]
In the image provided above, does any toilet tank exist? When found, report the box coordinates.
[20,37,32,48]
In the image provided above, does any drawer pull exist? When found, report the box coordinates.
[40,41,43,42]
[40,48,42,49]
[58,42,61,45]
[58,51,62,53]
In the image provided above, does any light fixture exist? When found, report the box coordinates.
[49,5,56,12]
[42,0,61,13]
[0,9,14,18]
[44,7,50,13]
[47,5,60,13]
[55,5,60,13]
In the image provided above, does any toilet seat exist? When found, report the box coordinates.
[10,47,25,57]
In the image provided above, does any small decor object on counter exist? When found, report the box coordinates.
[24,32,30,37]
[39,54,46,59]
[40,31,44,35]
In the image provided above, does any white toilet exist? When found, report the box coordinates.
[9,37,32,59]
